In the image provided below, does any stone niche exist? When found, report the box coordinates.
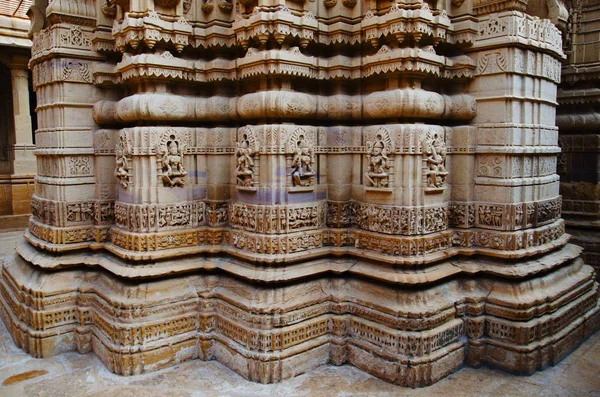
[0,0,599,389]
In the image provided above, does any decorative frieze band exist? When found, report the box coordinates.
[229,202,327,234]
[27,217,567,260]
[474,12,563,58]
[31,196,114,227]
[114,201,205,232]
[451,197,562,231]
[31,58,95,89]
[451,219,565,251]
[352,203,448,236]
[562,200,600,216]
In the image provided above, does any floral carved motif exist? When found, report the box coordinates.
[60,26,92,48]
[69,156,92,176]
[62,60,92,83]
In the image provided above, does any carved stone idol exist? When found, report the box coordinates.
[365,135,390,188]
[424,131,448,188]
[291,135,315,187]
[114,134,132,188]
[159,135,187,187]
[236,134,257,187]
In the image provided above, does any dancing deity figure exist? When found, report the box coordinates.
[365,139,390,187]
[161,137,187,187]
[291,137,315,187]
[114,135,131,188]
[425,143,448,188]
[236,135,257,187]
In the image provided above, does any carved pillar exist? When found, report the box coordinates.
[26,5,105,249]
[0,56,37,218]
[557,0,600,278]
[8,60,36,177]
[465,11,565,255]
[463,6,579,367]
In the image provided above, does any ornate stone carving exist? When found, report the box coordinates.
[115,133,132,188]
[423,130,448,190]
[9,1,595,390]
[236,129,259,187]
[69,156,92,176]
[183,0,192,14]
[365,135,390,188]
[157,131,187,187]
[61,60,92,83]
[291,135,315,187]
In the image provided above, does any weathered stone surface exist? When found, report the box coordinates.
[0,2,36,226]
[0,0,598,388]
[557,0,600,279]
[1,240,599,387]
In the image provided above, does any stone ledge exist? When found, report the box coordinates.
[15,235,581,281]
[0,252,598,387]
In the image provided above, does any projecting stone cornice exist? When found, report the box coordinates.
[17,231,574,280]
[94,48,475,85]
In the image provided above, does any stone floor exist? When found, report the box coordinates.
[0,231,599,397]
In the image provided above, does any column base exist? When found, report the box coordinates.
[0,242,598,388]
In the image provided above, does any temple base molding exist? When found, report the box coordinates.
[1,241,598,388]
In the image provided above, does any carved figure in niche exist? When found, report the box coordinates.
[115,135,132,188]
[291,135,315,187]
[424,132,448,188]
[160,135,187,187]
[236,134,257,187]
[365,135,390,187]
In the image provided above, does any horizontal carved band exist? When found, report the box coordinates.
[27,218,566,264]
[1,251,594,372]
[92,90,476,125]
[229,202,327,234]
[115,201,206,232]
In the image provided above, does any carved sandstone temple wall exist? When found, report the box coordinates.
[0,0,37,228]
[558,0,600,278]
[1,0,599,388]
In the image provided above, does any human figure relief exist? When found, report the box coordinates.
[160,135,187,187]
[114,135,131,188]
[365,135,390,188]
[291,135,315,187]
[424,134,448,188]
[236,134,257,187]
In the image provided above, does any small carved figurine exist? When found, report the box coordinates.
[291,136,315,187]
[424,136,448,188]
[236,134,257,187]
[114,135,131,188]
[365,136,390,188]
[160,135,187,187]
